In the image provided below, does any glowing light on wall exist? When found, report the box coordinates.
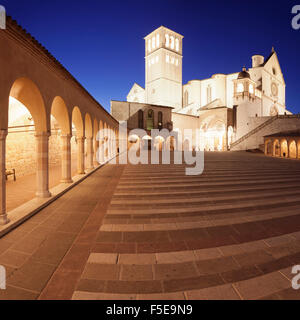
[237,83,244,93]
[249,84,254,94]
[175,38,179,51]
[170,36,174,49]
[8,97,33,127]
[165,34,169,47]
[156,34,160,47]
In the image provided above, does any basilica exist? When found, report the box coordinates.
[111,26,299,152]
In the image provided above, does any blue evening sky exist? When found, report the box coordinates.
[2,0,300,113]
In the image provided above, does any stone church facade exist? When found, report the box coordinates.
[111,26,298,152]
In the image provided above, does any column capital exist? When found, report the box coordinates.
[61,134,72,139]
[76,136,85,142]
[0,129,8,140]
[35,131,51,139]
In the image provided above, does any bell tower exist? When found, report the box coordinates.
[144,26,183,109]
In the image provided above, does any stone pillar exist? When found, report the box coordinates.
[100,139,105,163]
[35,132,51,198]
[60,134,73,183]
[0,130,8,225]
[287,140,290,158]
[77,136,85,174]
[86,137,94,170]
[93,138,99,166]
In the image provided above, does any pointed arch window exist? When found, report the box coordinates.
[170,36,175,49]
[175,39,179,51]
[165,34,169,47]
[156,34,160,47]
[158,111,163,129]
[138,110,144,129]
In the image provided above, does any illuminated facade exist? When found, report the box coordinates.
[124,26,294,152]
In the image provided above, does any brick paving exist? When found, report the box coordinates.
[1,151,300,299]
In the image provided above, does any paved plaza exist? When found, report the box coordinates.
[0,151,300,300]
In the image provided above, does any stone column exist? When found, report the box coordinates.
[35,132,51,198]
[100,139,105,163]
[86,137,94,171]
[0,130,8,225]
[93,138,99,166]
[77,136,85,174]
[60,134,73,183]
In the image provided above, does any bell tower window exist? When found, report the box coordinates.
[175,38,179,51]
[170,36,175,49]
[237,83,244,93]
[165,34,169,47]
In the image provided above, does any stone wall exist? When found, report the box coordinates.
[6,130,65,179]
[231,116,300,151]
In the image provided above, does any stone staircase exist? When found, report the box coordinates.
[72,152,300,300]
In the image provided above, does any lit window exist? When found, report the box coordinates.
[175,59,178,66]
[156,34,160,47]
[175,39,179,51]
[170,36,174,49]
[237,83,244,93]
[171,57,175,64]
[152,37,155,49]
[148,40,151,52]
[165,34,169,47]
[166,54,169,63]
[249,84,254,94]
[151,58,154,65]
[148,60,151,67]
[155,55,159,63]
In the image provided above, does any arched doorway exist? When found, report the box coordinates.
[273,139,280,157]
[280,139,288,158]
[289,140,297,159]
[6,77,48,212]
[265,139,273,156]
[50,96,72,185]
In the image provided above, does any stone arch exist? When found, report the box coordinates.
[72,107,84,138]
[50,96,70,135]
[84,113,93,139]
[207,118,226,151]
[280,139,288,158]
[50,96,72,184]
[9,77,47,133]
[265,139,273,156]
[273,139,280,157]
[289,140,297,159]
